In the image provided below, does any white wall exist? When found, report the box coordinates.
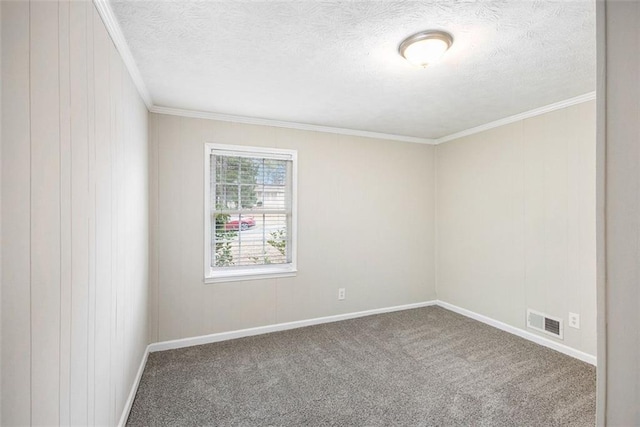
[436,100,597,357]
[1,1,148,425]
[148,113,436,342]
[601,1,640,424]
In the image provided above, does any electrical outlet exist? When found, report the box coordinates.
[568,312,580,329]
[338,288,345,300]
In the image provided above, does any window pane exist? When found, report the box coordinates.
[215,155,261,185]
[214,155,267,209]
[263,159,287,185]
[214,155,289,211]
[239,158,260,184]
[211,213,288,267]
[213,213,235,267]
[215,183,237,209]
[257,184,286,210]
[214,183,260,210]
[239,184,258,209]
[208,147,295,277]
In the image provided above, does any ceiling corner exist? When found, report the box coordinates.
[93,0,154,109]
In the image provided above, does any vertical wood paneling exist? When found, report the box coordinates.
[3,2,149,424]
[180,118,206,336]
[566,107,581,347]
[59,1,72,425]
[151,115,436,340]
[109,43,123,425]
[522,114,549,316]
[131,85,149,387]
[121,75,134,415]
[92,10,112,425]
[69,1,89,423]
[565,102,597,352]
[123,75,149,424]
[1,2,31,425]
[436,102,596,356]
[122,78,133,416]
[541,112,569,323]
[436,124,525,326]
[30,2,61,424]
[157,114,183,341]
[122,84,148,413]
[86,5,96,424]
[572,102,597,355]
[148,113,159,343]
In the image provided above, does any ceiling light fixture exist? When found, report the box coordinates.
[399,30,453,67]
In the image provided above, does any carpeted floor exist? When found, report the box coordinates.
[127,306,596,426]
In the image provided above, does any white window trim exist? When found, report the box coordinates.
[204,143,298,284]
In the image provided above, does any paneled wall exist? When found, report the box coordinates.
[436,100,596,356]
[1,1,149,425]
[148,113,436,343]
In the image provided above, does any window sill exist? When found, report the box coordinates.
[204,267,297,284]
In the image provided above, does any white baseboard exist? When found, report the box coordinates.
[118,346,150,427]
[436,300,597,366]
[122,298,595,423]
[148,300,438,353]
[147,299,596,366]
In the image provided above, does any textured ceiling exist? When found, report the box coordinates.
[110,0,595,140]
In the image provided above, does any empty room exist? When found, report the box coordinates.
[1,0,639,426]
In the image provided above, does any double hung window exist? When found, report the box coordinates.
[204,143,297,282]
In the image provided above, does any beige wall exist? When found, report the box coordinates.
[436,100,597,357]
[148,113,436,342]
[1,2,149,425]
[601,1,640,424]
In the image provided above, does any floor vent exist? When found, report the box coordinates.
[527,309,563,340]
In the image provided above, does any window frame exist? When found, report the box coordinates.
[203,143,298,283]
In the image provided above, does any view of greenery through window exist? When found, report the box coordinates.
[212,155,290,268]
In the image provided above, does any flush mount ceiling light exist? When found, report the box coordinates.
[399,30,454,67]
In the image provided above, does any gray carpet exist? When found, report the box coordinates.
[127,306,596,426]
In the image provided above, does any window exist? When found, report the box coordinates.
[204,143,297,283]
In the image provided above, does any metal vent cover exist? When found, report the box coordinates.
[527,309,563,340]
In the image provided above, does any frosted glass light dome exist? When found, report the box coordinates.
[399,30,453,67]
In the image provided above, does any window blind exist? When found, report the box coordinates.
[210,152,293,269]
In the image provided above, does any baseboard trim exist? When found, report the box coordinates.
[123,298,594,424]
[118,346,150,427]
[436,300,597,366]
[148,300,438,353]
[147,300,597,366]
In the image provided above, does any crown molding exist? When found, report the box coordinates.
[151,92,595,146]
[92,3,594,146]
[93,0,153,109]
[435,91,596,144]
[149,106,438,145]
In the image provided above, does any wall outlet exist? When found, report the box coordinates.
[568,312,580,329]
[338,288,346,300]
